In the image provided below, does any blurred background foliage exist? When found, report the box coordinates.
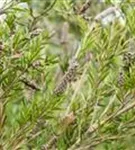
[0,0,135,149]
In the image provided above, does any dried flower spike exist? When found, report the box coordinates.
[117,51,135,87]
[117,71,125,87]
[123,52,135,69]
[54,58,79,95]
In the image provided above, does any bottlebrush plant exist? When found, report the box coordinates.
[0,0,135,150]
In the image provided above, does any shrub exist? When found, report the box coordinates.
[0,0,135,149]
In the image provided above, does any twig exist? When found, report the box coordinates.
[20,78,40,91]
[114,100,135,117]
[99,95,116,119]
[76,135,125,150]
[41,136,57,150]
[78,0,92,14]
[69,98,135,150]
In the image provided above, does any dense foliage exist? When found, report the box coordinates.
[0,0,135,149]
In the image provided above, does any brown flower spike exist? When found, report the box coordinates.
[54,58,79,95]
